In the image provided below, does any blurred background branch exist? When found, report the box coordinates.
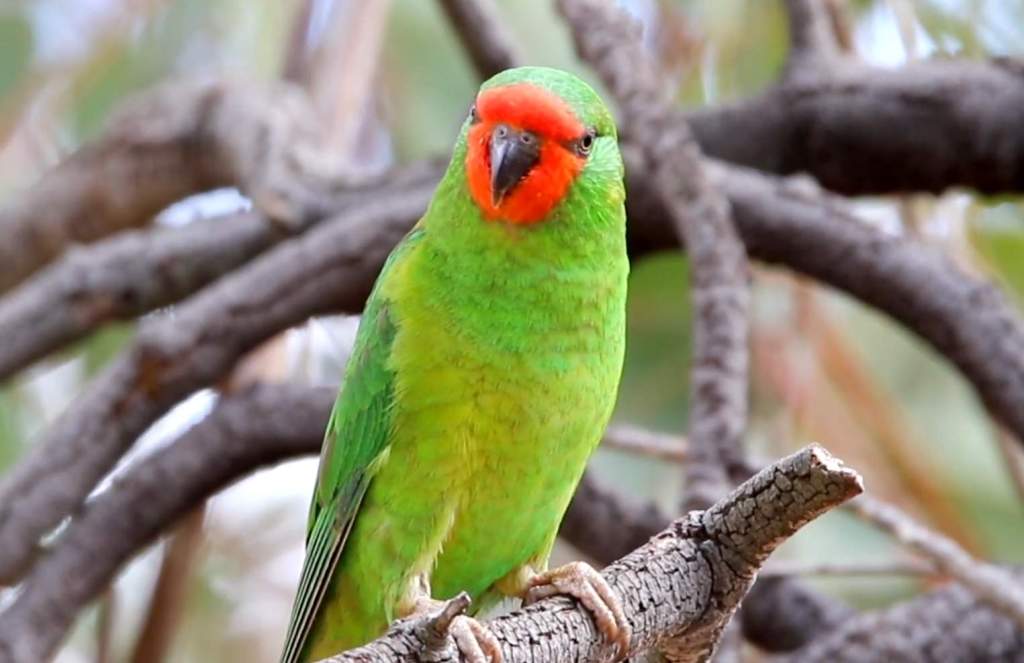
[0,0,1022,661]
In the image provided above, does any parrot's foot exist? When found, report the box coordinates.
[524,561,631,657]
[413,592,502,663]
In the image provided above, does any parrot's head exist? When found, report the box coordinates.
[461,66,622,226]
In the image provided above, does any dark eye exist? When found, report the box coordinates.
[469,104,479,124]
[576,128,597,156]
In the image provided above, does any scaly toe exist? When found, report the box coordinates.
[450,615,502,663]
[525,561,631,658]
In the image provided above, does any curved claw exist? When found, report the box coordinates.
[524,561,631,658]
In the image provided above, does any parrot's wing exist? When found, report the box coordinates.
[279,229,422,663]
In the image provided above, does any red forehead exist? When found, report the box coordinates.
[476,83,584,143]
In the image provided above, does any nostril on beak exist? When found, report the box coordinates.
[489,125,541,208]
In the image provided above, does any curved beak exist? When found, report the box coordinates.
[490,124,540,207]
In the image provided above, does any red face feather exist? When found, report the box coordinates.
[465,83,587,225]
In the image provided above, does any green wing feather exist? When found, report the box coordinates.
[279,229,422,663]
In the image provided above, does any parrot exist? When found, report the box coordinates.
[279,66,630,663]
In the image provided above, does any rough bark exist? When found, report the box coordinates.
[316,445,861,663]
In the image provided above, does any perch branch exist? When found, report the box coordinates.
[559,0,752,512]
[317,445,862,663]
[0,382,852,663]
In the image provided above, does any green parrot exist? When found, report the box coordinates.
[280,66,629,663]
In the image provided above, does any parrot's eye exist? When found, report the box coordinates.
[575,128,597,157]
[469,104,480,124]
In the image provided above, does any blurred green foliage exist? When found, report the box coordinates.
[0,13,32,101]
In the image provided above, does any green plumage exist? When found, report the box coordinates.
[280,67,628,662]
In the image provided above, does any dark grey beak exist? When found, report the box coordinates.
[490,124,540,207]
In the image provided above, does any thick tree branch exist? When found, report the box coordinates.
[0,161,440,381]
[696,163,1024,459]
[317,446,861,663]
[686,57,1024,196]
[849,495,1024,629]
[437,0,520,79]
[0,186,431,585]
[0,384,336,662]
[772,576,1024,663]
[559,0,751,513]
[740,576,855,652]
[561,473,669,564]
[0,78,337,295]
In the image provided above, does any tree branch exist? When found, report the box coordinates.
[694,163,1024,459]
[0,384,336,662]
[848,495,1024,629]
[0,78,336,295]
[6,124,1024,658]
[0,161,440,381]
[740,576,855,652]
[128,505,206,663]
[559,0,752,513]
[437,0,520,79]
[601,425,687,463]
[317,445,862,663]
[0,383,856,663]
[561,473,669,564]
[782,0,841,72]
[771,575,1024,662]
[686,57,1024,196]
[0,186,430,585]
